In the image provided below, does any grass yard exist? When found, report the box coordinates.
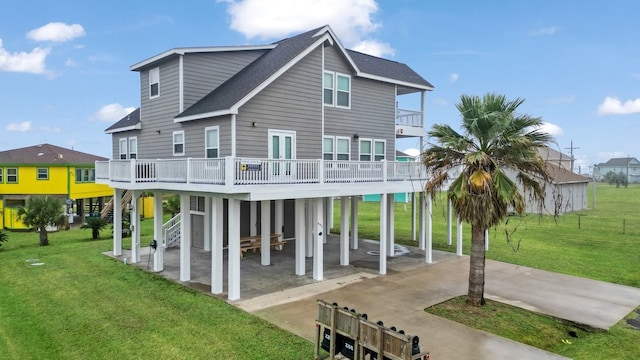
[333,183,640,359]
[0,223,313,359]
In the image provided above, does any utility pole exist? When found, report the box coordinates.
[564,141,580,173]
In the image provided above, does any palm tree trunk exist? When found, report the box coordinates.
[39,228,49,246]
[467,224,486,306]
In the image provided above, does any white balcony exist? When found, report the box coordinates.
[95,157,428,199]
[395,108,425,138]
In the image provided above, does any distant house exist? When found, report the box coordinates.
[596,157,640,183]
[538,146,573,172]
[0,144,113,229]
[527,162,590,214]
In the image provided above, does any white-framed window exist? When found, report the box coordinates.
[323,72,334,106]
[359,139,372,161]
[128,137,138,159]
[323,136,351,160]
[119,138,127,160]
[7,168,17,183]
[323,71,351,108]
[374,140,385,161]
[76,168,95,183]
[336,73,351,108]
[173,130,185,156]
[149,67,159,98]
[205,126,219,158]
[37,168,49,180]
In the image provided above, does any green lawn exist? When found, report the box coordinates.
[332,183,640,359]
[0,224,313,359]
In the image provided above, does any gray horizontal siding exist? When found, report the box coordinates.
[183,50,266,109]
[235,47,323,159]
[324,45,396,161]
[181,116,232,158]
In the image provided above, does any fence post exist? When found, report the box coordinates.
[319,159,324,184]
[225,156,235,189]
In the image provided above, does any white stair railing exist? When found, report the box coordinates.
[162,214,181,248]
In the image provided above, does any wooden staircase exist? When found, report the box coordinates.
[101,190,133,222]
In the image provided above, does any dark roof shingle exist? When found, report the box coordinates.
[105,108,140,132]
[0,144,107,165]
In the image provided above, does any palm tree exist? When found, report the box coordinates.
[422,93,553,306]
[17,196,66,246]
[81,216,108,239]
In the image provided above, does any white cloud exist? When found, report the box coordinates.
[6,121,32,132]
[537,122,563,136]
[65,58,78,67]
[597,96,640,115]
[27,22,86,42]
[449,73,459,82]
[402,148,420,158]
[0,38,50,74]
[221,0,391,56]
[351,39,394,57]
[529,26,557,36]
[92,103,136,122]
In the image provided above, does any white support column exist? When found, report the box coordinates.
[418,192,426,250]
[179,194,191,281]
[250,201,257,237]
[295,198,306,275]
[456,216,463,256]
[411,193,417,242]
[130,191,141,263]
[313,198,324,281]
[211,197,223,294]
[203,197,211,252]
[305,199,314,257]
[387,193,395,257]
[350,196,359,250]
[379,193,388,275]
[340,196,350,266]
[426,194,433,264]
[228,199,241,301]
[153,191,164,272]
[485,229,489,251]
[447,199,452,246]
[326,197,334,235]
[275,200,284,236]
[261,200,271,266]
[113,188,123,256]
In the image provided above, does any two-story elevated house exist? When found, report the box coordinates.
[97,25,434,300]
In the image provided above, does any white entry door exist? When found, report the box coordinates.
[268,130,296,179]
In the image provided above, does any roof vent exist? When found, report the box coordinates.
[37,152,44,156]
[58,154,63,159]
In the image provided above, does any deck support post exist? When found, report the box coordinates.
[153,191,164,271]
[350,196,359,250]
[313,198,324,281]
[113,188,123,256]
[305,199,314,257]
[379,193,388,275]
[340,196,350,266]
[211,197,224,294]
[130,191,141,263]
[295,198,306,275]
[228,199,241,300]
[261,200,271,266]
[179,194,191,281]
[426,193,433,264]
[418,192,426,250]
[204,197,211,252]
[387,193,395,256]
[447,199,452,246]
[456,216,463,256]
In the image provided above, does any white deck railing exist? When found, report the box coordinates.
[396,108,423,127]
[162,214,181,248]
[95,157,426,188]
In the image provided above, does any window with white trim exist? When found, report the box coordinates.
[205,126,219,158]
[323,72,351,108]
[323,136,351,160]
[323,72,334,106]
[359,139,371,161]
[374,140,385,161]
[119,138,127,159]
[128,137,138,159]
[173,131,185,156]
[37,168,49,180]
[149,67,159,98]
[323,136,334,160]
[336,73,351,108]
[7,168,17,183]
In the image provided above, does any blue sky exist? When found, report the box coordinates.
[1,0,638,174]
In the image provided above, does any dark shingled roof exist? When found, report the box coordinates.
[0,144,107,165]
[177,27,324,119]
[105,107,140,132]
[597,157,640,167]
[347,49,433,88]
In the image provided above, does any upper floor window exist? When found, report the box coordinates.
[323,72,334,106]
[76,168,95,183]
[359,139,385,161]
[205,126,219,158]
[37,168,49,180]
[324,136,350,160]
[359,139,371,161]
[119,138,127,160]
[129,137,138,159]
[7,168,17,183]
[173,130,185,156]
[149,67,159,98]
[324,72,351,108]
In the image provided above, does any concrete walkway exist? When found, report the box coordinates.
[113,237,640,359]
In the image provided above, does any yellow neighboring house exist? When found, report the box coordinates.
[0,143,113,230]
